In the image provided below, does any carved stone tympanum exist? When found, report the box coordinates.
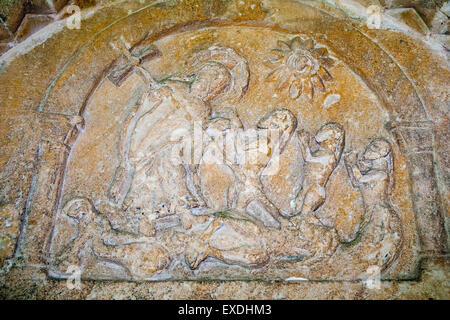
[0,0,448,299]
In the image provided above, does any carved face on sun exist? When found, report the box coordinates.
[266,36,336,100]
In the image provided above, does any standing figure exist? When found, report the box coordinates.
[344,138,403,272]
[108,46,250,232]
[236,108,298,229]
[292,122,345,216]
[197,109,242,213]
[286,122,345,262]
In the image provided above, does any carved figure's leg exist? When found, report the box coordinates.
[173,163,201,208]
[199,160,236,211]
[300,184,326,215]
[109,165,133,205]
[295,214,339,261]
[209,222,269,267]
[235,181,280,229]
[95,241,171,280]
[185,218,269,269]
[157,147,202,209]
[185,219,223,269]
[187,164,207,207]
[246,199,281,229]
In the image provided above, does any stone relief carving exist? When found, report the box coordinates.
[50,198,171,280]
[344,138,403,272]
[197,108,297,229]
[48,41,405,281]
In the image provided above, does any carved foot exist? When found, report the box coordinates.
[109,166,130,204]
[246,199,281,229]
[185,239,209,270]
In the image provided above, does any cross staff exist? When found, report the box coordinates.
[108,36,161,87]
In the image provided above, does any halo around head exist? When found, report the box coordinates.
[189,46,250,105]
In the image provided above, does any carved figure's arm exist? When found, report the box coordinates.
[118,88,166,162]
[344,152,362,188]
[298,130,312,161]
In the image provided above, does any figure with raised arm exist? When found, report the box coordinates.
[286,122,344,262]
[108,47,249,234]
[344,138,403,272]
[292,122,345,217]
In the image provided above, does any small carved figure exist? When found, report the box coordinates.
[282,122,344,262]
[293,122,345,216]
[243,109,298,227]
[198,108,298,229]
[344,138,403,272]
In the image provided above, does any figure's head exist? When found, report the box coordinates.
[315,122,344,150]
[188,46,249,104]
[363,138,392,161]
[257,108,297,134]
[190,62,232,102]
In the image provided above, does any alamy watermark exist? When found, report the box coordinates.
[66,265,82,290]
[161,120,282,176]
[66,5,81,30]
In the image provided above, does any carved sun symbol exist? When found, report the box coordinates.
[266,36,336,101]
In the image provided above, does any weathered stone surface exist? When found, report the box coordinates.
[28,0,69,14]
[0,0,25,35]
[0,22,11,40]
[386,8,430,34]
[0,0,448,299]
[14,14,54,41]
